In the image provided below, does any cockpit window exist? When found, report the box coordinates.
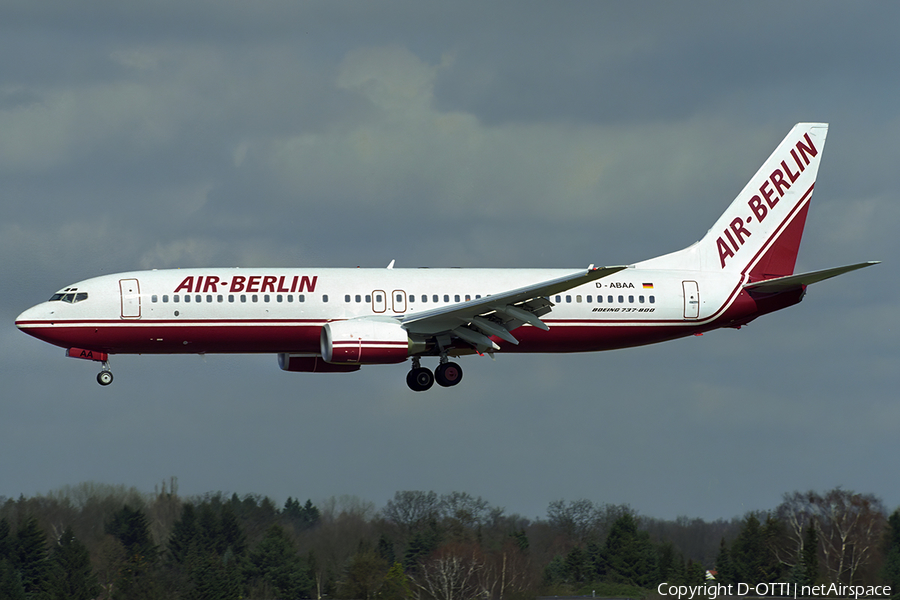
[49,289,88,303]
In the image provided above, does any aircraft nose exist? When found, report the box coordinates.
[16,303,49,331]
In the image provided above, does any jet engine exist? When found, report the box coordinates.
[320,318,426,364]
[277,354,360,373]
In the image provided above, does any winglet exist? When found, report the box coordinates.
[387,259,395,269]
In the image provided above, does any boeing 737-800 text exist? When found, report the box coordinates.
[16,123,877,391]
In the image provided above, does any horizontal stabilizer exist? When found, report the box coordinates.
[743,261,880,293]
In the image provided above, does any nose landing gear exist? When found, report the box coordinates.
[97,360,114,386]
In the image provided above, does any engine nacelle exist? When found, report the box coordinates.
[278,354,360,373]
[321,318,424,364]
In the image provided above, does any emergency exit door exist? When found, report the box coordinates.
[682,281,699,319]
[119,278,141,319]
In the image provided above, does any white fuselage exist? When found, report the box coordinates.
[15,264,757,356]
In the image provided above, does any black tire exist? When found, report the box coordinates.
[435,362,463,387]
[97,371,113,386]
[406,367,434,392]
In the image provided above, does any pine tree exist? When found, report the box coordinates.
[106,505,161,600]
[600,512,658,587]
[564,545,588,584]
[0,557,26,600]
[715,537,734,584]
[49,527,100,600]
[107,505,158,562]
[169,503,199,565]
[376,534,396,565]
[381,561,412,600]
[801,523,819,586]
[15,516,52,598]
[219,503,247,559]
[247,524,310,598]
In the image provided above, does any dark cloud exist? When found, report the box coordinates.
[2,1,897,521]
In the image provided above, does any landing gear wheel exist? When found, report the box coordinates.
[435,362,463,387]
[97,371,114,386]
[406,367,434,392]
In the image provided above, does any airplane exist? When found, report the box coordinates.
[15,123,878,391]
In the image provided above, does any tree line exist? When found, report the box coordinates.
[0,481,898,600]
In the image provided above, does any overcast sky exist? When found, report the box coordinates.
[2,1,898,522]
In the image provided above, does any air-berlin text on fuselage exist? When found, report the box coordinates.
[173,275,318,294]
[716,133,818,269]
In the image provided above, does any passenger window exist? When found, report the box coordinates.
[207,295,213,303]
[185,295,191,303]
[195,294,201,303]
[433,295,439,302]
[639,296,644,303]
[174,295,180,303]
[218,295,224,302]
[345,295,351,303]
[365,295,371,302]
[323,295,329,302]
[276,295,282,302]
[151,295,158,303]
[263,295,269,302]
[240,295,246,303]
[422,295,428,302]
[555,295,561,303]
[287,295,293,302]
[608,295,613,303]
[586,295,592,303]
[444,295,449,302]
[299,295,305,302]
[628,295,634,303]
[465,295,470,301]
[618,295,624,303]
[355,295,361,303]
[576,295,582,303]
[163,295,169,303]
[375,294,382,302]
[228,295,234,303]
[252,295,258,302]
[566,295,572,303]
[454,294,460,302]
[650,296,655,304]
[397,294,403,302]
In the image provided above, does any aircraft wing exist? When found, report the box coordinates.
[743,261,880,294]
[401,265,628,351]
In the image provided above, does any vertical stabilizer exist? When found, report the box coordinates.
[640,123,828,279]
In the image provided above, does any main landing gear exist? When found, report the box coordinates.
[407,357,463,392]
[97,360,113,386]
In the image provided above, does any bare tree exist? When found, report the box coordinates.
[411,543,483,600]
[384,491,443,535]
[774,491,818,571]
[815,489,886,584]
[477,542,535,600]
[774,488,886,584]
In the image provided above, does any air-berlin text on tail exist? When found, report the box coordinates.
[717,133,819,268]
[173,275,318,294]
